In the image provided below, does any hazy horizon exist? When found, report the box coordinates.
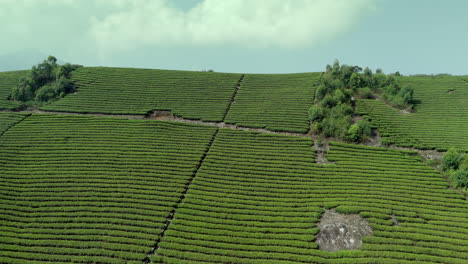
[1,0,467,75]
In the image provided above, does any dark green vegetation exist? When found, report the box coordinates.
[224,73,321,133]
[357,75,468,150]
[309,61,413,142]
[10,56,82,104]
[0,115,217,263]
[1,118,467,263]
[41,67,241,121]
[153,129,468,263]
[442,148,468,189]
[0,112,29,135]
[0,64,467,264]
[0,71,27,110]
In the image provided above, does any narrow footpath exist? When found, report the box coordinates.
[0,109,444,161]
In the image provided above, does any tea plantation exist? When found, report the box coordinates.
[0,115,217,263]
[0,67,467,264]
[40,67,241,121]
[0,112,29,135]
[0,71,27,110]
[154,130,468,264]
[224,73,321,133]
[357,75,468,151]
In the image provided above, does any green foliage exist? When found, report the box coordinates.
[441,148,467,190]
[0,112,29,135]
[356,75,468,151]
[10,56,81,103]
[441,147,463,171]
[309,60,414,141]
[0,114,217,263]
[347,119,372,142]
[223,72,321,132]
[42,67,244,123]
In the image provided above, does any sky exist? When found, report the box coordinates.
[0,0,467,74]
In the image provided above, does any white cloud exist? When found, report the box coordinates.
[89,0,377,54]
[0,0,376,64]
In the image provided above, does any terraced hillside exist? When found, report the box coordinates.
[0,112,29,135]
[37,68,322,132]
[41,67,242,121]
[0,71,27,110]
[0,67,467,264]
[224,73,321,133]
[357,75,468,151]
[0,115,217,263]
[153,129,468,264]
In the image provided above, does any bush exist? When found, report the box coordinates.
[308,105,324,122]
[441,147,463,171]
[441,148,467,190]
[450,168,468,189]
[347,119,372,142]
[356,86,373,99]
[11,56,82,104]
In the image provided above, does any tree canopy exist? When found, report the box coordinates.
[309,60,414,142]
[11,56,82,103]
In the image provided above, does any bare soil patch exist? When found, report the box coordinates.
[364,129,382,147]
[315,209,373,252]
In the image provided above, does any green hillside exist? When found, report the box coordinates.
[0,71,27,110]
[0,115,217,263]
[34,67,322,132]
[0,66,467,264]
[357,75,468,151]
[224,73,321,133]
[40,67,241,121]
[154,130,468,264]
[0,116,466,263]
[0,112,28,135]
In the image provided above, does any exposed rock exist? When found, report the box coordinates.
[315,209,372,252]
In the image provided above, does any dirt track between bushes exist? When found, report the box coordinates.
[1,109,446,164]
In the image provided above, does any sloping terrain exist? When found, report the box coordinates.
[153,130,468,264]
[357,75,468,151]
[0,115,217,263]
[0,112,29,135]
[0,67,467,264]
[224,73,321,133]
[0,71,27,110]
[1,117,466,264]
[40,67,242,121]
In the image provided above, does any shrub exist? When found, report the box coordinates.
[347,119,372,142]
[308,105,324,122]
[441,147,463,171]
[11,56,82,104]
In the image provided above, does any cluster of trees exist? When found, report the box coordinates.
[441,148,467,190]
[309,60,414,142]
[11,56,82,103]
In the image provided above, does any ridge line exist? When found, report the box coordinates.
[143,128,220,264]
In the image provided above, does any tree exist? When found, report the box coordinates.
[11,56,82,103]
[441,147,463,171]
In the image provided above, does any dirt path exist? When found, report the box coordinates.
[1,109,446,163]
